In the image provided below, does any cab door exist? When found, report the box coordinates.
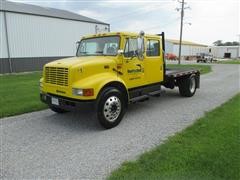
[144,38,163,84]
[121,36,146,89]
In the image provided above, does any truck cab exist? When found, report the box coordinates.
[40,31,200,129]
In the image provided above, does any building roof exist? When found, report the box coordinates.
[0,0,109,25]
[167,39,208,47]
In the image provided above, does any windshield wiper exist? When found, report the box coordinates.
[95,51,104,54]
[80,52,88,54]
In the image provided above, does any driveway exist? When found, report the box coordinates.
[1,64,239,179]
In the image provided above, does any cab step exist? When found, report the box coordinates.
[149,90,164,97]
[129,90,165,103]
[129,95,149,103]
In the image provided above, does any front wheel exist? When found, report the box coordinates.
[97,87,126,129]
[178,74,197,97]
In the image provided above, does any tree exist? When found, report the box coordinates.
[213,40,223,46]
[213,40,240,46]
[224,42,233,46]
[232,41,240,46]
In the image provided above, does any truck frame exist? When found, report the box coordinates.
[40,31,200,129]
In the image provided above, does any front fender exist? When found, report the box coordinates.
[72,72,127,100]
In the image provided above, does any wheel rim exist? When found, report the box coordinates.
[103,96,121,122]
[190,77,196,93]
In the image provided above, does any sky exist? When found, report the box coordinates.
[10,0,240,45]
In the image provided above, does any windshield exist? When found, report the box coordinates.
[77,36,120,56]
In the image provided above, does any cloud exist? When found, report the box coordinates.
[9,0,240,44]
[78,9,106,20]
[182,0,239,44]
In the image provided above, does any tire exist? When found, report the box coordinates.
[97,87,126,129]
[49,106,68,113]
[178,74,197,97]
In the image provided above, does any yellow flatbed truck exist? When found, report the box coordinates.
[40,31,200,129]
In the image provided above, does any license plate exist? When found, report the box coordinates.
[51,97,59,106]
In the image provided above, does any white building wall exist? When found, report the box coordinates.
[172,44,208,56]
[165,41,173,54]
[173,45,179,55]
[0,11,8,58]
[6,12,108,58]
[210,46,239,58]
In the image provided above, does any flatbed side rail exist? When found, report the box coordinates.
[165,69,200,78]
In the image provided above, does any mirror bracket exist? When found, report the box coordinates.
[117,49,124,55]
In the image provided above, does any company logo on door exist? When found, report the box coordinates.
[127,68,144,74]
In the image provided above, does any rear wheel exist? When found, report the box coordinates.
[178,74,197,97]
[97,87,126,129]
[49,106,68,113]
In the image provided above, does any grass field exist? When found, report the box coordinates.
[0,72,47,118]
[108,93,240,180]
[166,64,212,74]
[216,59,240,64]
[0,64,211,118]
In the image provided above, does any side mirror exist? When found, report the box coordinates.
[136,31,145,60]
[137,37,144,60]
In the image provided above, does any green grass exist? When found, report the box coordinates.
[108,94,240,180]
[216,59,240,64]
[0,72,47,118]
[167,64,212,74]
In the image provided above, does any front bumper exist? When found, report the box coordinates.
[40,93,96,111]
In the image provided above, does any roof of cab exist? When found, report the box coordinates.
[82,32,161,39]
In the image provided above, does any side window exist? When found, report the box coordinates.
[124,38,137,57]
[146,40,160,56]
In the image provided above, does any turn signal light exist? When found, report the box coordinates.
[83,89,94,96]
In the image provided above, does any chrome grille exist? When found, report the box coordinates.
[45,67,69,86]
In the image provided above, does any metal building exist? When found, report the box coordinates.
[0,0,110,73]
[165,39,208,58]
[209,46,239,59]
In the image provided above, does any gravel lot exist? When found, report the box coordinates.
[1,64,239,179]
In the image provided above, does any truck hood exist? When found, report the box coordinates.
[45,56,115,68]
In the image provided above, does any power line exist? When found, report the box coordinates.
[103,1,173,23]
[142,18,179,32]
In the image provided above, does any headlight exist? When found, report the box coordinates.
[72,88,83,96]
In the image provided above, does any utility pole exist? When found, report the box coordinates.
[178,0,184,64]
[176,0,190,64]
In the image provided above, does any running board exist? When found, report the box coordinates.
[129,90,165,103]
[149,90,163,96]
[129,95,149,103]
